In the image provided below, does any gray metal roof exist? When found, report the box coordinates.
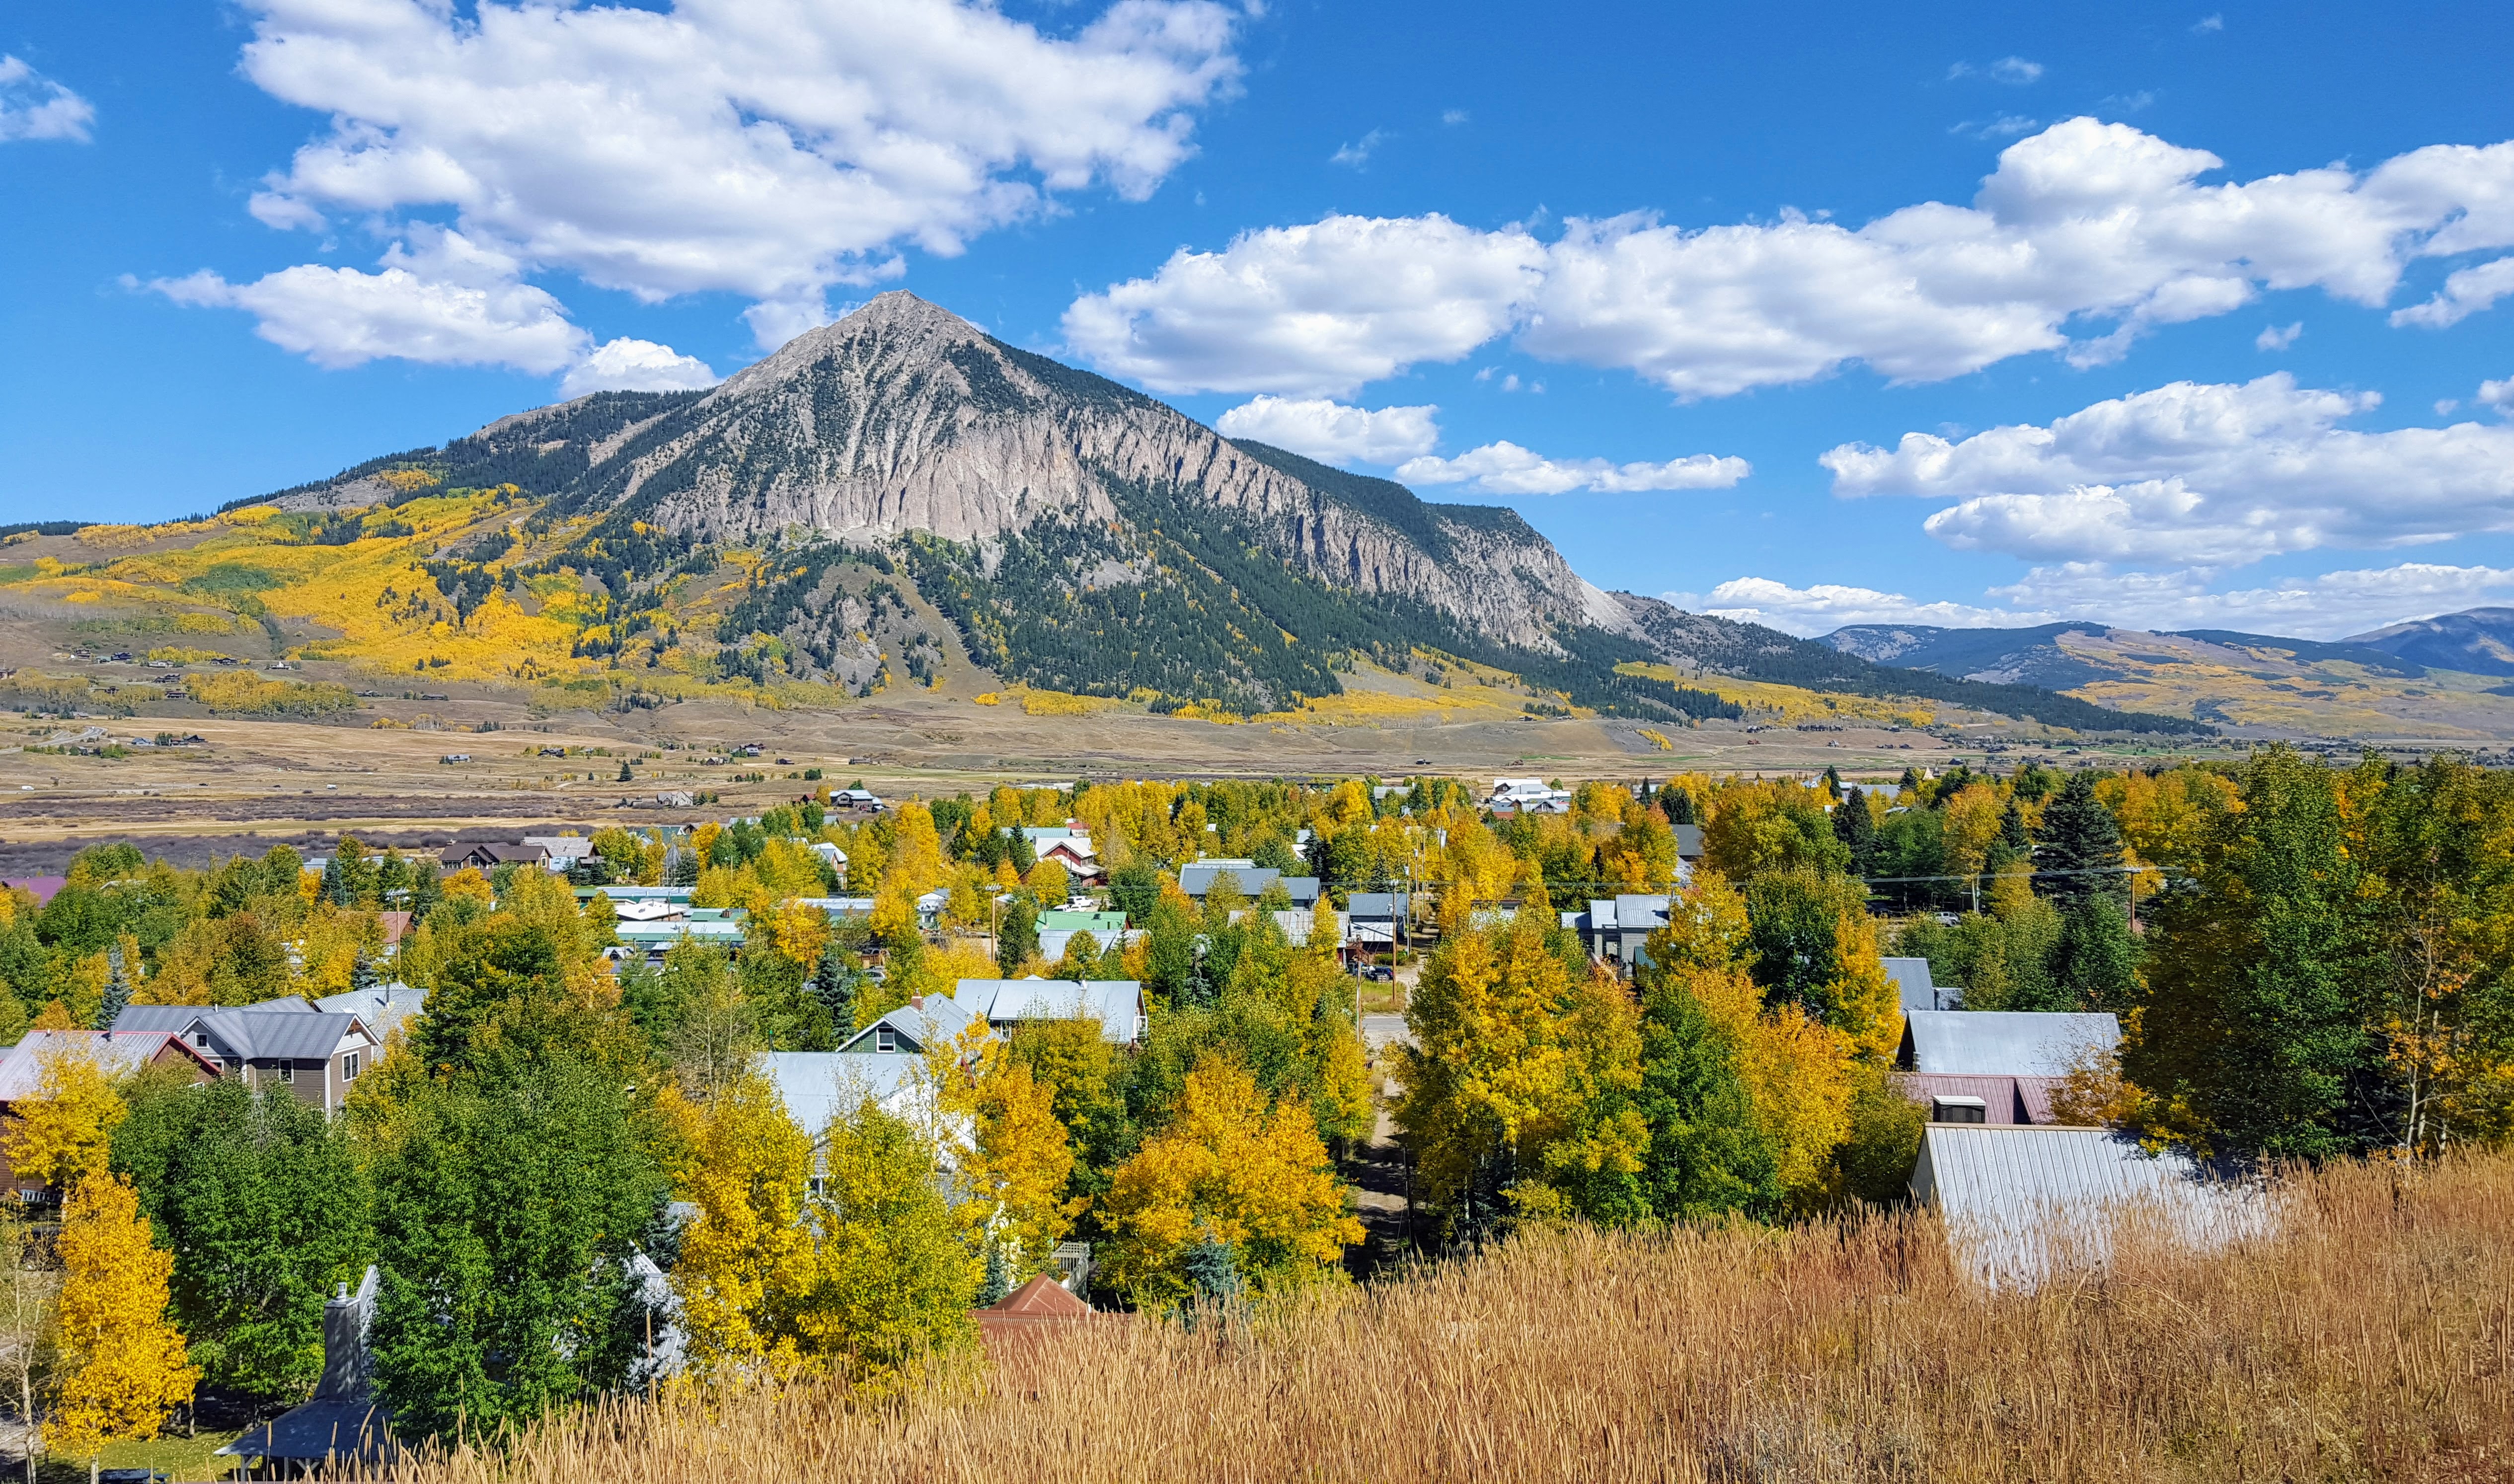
[1909,1125,2268,1288]
[1883,958,1966,1013]
[116,1003,371,1062]
[1673,823,1704,857]
[316,985,429,1042]
[1177,866,1320,903]
[1899,1010,2119,1077]
[953,978,1143,1043]
[838,994,975,1054]
[1346,891,1410,920]
[761,1051,924,1136]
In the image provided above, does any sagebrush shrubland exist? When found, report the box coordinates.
[381,1149,2513,1484]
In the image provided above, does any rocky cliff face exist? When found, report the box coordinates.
[487,292,1620,654]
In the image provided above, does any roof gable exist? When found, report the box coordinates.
[1899,1011,2120,1077]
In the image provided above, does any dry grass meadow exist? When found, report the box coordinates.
[381,1150,2514,1484]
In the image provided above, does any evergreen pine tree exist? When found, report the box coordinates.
[320,855,349,907]
[2034,772,2126,907]
[665,847,699,888]
[2051,897,2140,1011]
[1656,783,1696,824]
[978,1240,1011,1306]
[351,948,381,995]
[1181,1235,1241,1304]
[812,949,858,1035]
[1634,981,1783,1220]
[616,758,633,783]
[997,898,1040,978]
[97,951,132,1030]
[1831,791,1876,876]
[1820,765,1843,801]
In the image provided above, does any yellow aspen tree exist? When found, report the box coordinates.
[1100,1056,1360,1309]
[662,1074,815,1376]
[1,1047,127,1193]
[882,803,946,897]
[48,1173,197,1464]
[1024,856,1069,904]
[971,1054,1079,1273]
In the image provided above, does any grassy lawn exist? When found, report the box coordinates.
[32,1429,245,1483]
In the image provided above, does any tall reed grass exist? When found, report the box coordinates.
[385,1151,2514,1483]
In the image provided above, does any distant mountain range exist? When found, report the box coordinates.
[1822,612,2514,738]
[218,293,2202,735]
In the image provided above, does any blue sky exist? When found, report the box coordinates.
[5,0,2513,638]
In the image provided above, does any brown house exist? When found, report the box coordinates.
[440,842,549,871]
[112,1000,381,1113]
[0,1030,220,1200]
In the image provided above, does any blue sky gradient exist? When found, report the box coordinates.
[4,1,2512,637]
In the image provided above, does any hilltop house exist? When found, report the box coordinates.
[0,1030,220,1199]
[111,999,384,1113]
[1896,1010,2120,1125]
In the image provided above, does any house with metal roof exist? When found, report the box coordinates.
[1884,957,1964,1014]
[315,983,430,1045]
[440,841,550,871]
[111,1002,381,1113]
[1896,1010,2120,1126]
[953,978,1145,1045]
[1562,894,1671,967]
[838,994,977,1056]
[1908,1124,2268,1288]
[1176,863,1322,907]
[0,1030,220,1199]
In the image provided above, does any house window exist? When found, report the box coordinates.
[193,1031,211,1049]
[277,1063,296,1086]
[341,1052,360,1083]
[1932,1095,1988,1124]
[875,1027,897,1053]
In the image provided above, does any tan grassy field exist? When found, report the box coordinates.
[378,1149,2513,1484]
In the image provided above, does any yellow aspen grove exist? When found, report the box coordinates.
[1,1046,128,1193]
[48,1173,197,1464]
[662,1073,816,1375]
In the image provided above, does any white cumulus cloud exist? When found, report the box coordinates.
[0,55,95,142]
[1823,373,2514,565]
[1063,118,2514,399]
[1673,578,2051,633]
[2481,375,2514,413]
[1395,442,1748,495]
[1214,397,1439,464]
[221,0,1238,350]
[153,227,714,391]
[2391,255,2514,328]
[1676,562,2514,640]
[2255,321,2302,350]
[1064,214,1546,396]
[560,338,719,397]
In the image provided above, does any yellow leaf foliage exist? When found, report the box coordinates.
[1100,1056,1361,1309]
[1,1045,128,1192]
[49,1173,197,1459]
[661,1072,816,1377]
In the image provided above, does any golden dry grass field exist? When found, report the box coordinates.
[379,1150,2514,1484]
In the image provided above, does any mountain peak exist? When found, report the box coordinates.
[715,291,988,400]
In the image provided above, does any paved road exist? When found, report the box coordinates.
[1361,1013,1414,1053]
